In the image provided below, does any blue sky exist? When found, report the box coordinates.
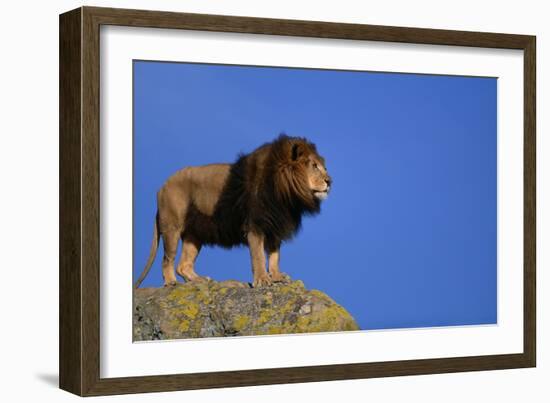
[133,60,497,331]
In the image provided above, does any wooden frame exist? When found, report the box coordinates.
[59,6,536,396]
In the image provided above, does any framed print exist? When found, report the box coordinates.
[59,6,536,396]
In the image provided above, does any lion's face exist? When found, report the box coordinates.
[272,137,331,209]
[304,155,331,201]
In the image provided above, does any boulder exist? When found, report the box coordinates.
[133,279,359,340]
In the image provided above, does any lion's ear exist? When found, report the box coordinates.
[291,143,304,161]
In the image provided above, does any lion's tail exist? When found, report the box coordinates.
[134,212,160,289]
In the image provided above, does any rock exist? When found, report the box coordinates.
[133,279,359,340]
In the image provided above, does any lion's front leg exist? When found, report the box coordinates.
[247,231,272,287]
[267,243,290,283]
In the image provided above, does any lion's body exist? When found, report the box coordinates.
[134,135,331,288]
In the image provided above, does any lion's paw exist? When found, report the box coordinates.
[270,272,291,283]
[177,269,210,283]
[253,274,273,288]
[163,280,178,287]
[182,275,210,284]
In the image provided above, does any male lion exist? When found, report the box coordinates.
[134,134,332,288]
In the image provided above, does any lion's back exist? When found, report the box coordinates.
[159,163,230,215]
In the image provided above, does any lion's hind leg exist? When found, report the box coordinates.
[161,230,180,287]
[176,237,206,282]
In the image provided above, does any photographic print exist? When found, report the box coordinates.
[60,7,535,395]
[132,61,497,341]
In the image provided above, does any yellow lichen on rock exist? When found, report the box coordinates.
[178,320,190,332]
[180,301,200,319]
[232,315,250,331]
[133,279,360,341]
[256,309,274,326]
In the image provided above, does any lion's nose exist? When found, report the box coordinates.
[325,177,332,187]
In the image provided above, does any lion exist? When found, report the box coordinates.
[134,134,332,288]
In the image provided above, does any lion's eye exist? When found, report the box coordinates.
[312,163,319,171]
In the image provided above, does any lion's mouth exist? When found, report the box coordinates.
[313,189,329,200]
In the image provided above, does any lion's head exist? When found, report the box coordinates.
[263,135,331,213]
